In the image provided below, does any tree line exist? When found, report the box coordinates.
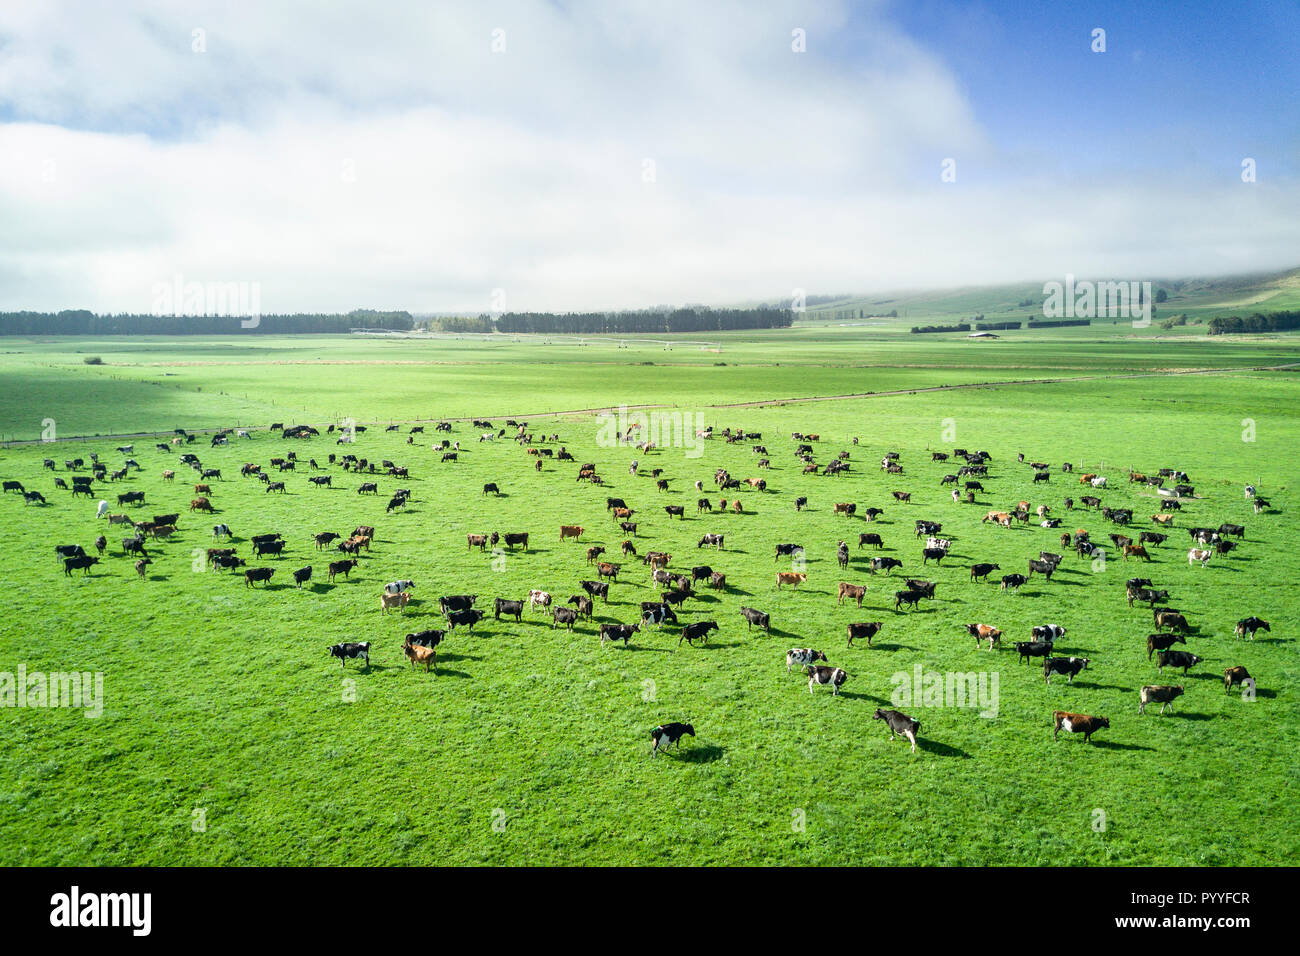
[491,306,792,334]
[0,310,415,335]
[1207,310,1300,335]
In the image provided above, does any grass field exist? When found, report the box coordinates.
[1,329,1299,866]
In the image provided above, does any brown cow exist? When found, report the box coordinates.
[190,497,213,512]
[194,483,211,495]
[380,591,411,614]
[776,571,806,589]
[1052,710,1109,743]
[559,524,584,541]
[838,581,867,607]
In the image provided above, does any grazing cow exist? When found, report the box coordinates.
[1052,711,1108,743]
[1031,624,1066,642]
[857,533,883,550]
[581,580,610,604]
[846,621,883,648]
[873,709,920,753]
[308,475,332,488]
[691,565,713,583]
[1156,650,1202,675]
[641,603,679,628]
[404,630,447,654]
[806,664,848,696]
[494,598,524,622]
[266,482,286,494]
[190,497,213,512]
[962,623,1001,650]
[787,648,828,671]
[969,562,1000,582]
[794,496,808,512]
[870,557,902,575]
[773,543,804,562]
[922,547,946,566]
[863,507,884,522]
[254,539,285,557]
[650,723,694,757]
[328,642,370,670]
[447,609,485,631]
[776,571,807,589]
[740,606,770,631]
[1144,632,1185,660]
[600,622,641,647]
[586,546,606,564]
[1139,685,1184,715]
[1028,558,1057,579]
[441,595,479,615]
[1000,574,1028,592]
[244,567,275,587]
[708,571,726,590]
[118,491,145,506]
[380,591,412,614]
[327,559,358,582]
[567,595,595,620]
[894,589,924,611]
[552,606,578,630]
[697,498,713,513]
[63,555,100,576]
[664,505,685,519]
[384,579,415,595]
[1235,617,1270,640]
[1224,666,1253,694]
[697,533,724,549]
[292,566,313,587]
[559,524,584,541]
[1138,531,1167,548]
[482,482,501,496]
[1043,656,1089,684]
[1015,641,1054,663]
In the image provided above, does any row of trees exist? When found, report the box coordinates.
[1207,310,1300,335]
[975,321,1022,331]
[1026,318,1091,328]
[0,310,414,335]
[911,323,971,334]
[491,307,793,334]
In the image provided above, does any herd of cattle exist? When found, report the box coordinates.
[6,418,1276,757]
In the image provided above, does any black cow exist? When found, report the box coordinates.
[63,555,100,576]
[1146,632,1186,660]
[1157,650,1202,675]
[1000,573,1028,592]
[774,543,804,562]
[254,539,285,557]
[740,606,770,631]
[439,595,478,614]
[552,606,578,630]
[846,621,883,647]
[291,566,313,587]
[858,533,883,550]
[678,620,718,647]
[1015,641,1054,663]
[894,590,924,611]
[494,598,524,622]
[503,532,529,551]
[244,567,275,587]
[447,609,485,631]
[970,563,999,581]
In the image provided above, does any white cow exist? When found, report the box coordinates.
[1090,476,1107,488]
[96,500,109,519]
[1188,548,1213,567]
[1245,484,1256,499]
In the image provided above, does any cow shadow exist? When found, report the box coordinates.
[672,744,724,764]
[1090,740,1156,752]
[920,739,973,759]
[427,667,472,679]
[836,690,889,705]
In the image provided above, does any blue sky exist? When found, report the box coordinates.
[0,0,1295,312]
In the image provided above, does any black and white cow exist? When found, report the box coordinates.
[384,580,415,595]
[1032,624,1066,642]
[786,648,827,671]
[328,642,370,669]
[650,722,695,757]
[1139,685,1184,715]
[1043,656,1090,684]
[872,708,920,753]
[806,664,848,696]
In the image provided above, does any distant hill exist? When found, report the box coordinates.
[795,267,1300,326]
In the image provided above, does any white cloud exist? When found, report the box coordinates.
[0,0,1295,313]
